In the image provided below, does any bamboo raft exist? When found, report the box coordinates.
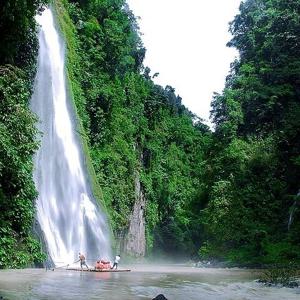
[67,268,131,272]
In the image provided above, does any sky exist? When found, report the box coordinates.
[126,0,241,125]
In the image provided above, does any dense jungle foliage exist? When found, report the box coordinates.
[54,0,211,256]
[0,0,300,268]
[204,0,300,265]
[0,0,47,268]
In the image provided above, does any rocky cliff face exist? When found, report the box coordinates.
[123,169,146,256]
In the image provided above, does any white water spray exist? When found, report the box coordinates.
[31,8,111,266]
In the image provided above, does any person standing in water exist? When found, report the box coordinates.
[111,255,121,269]
[79,252,89,269]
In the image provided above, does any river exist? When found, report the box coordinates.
[0,264,299,299]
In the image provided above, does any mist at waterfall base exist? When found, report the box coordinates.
[30,8,111,267]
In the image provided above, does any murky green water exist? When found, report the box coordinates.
[0,265,299,299]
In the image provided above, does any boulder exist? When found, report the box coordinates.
[152,294,168,300]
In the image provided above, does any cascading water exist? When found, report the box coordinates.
[30,8,111,266]
[288,192,299,231]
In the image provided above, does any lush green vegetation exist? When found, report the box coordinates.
[201,0,300,265]
[52,0,300,264]
[1,0,300,268]
[54,0,211,255]
[0,1,47,268]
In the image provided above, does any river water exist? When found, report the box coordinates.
[0,265,299,300]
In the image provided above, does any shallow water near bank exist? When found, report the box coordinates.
[0,264,299,300]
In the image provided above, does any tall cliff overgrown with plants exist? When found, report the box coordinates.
[54,0,210,257]
[0,0,47,268]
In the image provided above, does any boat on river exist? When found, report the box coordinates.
[67,268,131,272]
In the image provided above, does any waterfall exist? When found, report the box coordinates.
[288,190,300,231]
[30,8,111,266]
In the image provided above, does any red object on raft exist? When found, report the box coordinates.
[95,260,111,270]
[67,268,130,272]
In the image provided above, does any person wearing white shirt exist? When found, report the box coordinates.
[111,255,121,269]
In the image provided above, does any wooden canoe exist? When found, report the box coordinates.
[67,268,131,272]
